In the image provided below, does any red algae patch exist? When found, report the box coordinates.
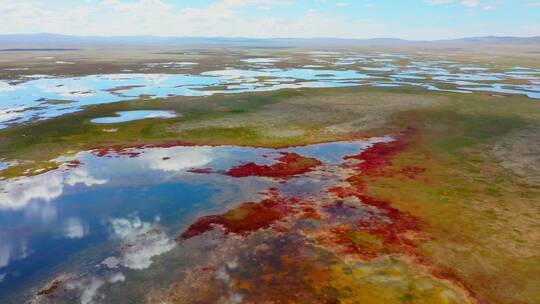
[179,190,300,240]
[343,127,416,175]
[226,152,322,180]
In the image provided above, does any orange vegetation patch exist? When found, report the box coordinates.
[226,236,343,304]
[319,128,424,259]
[321,186,422,260]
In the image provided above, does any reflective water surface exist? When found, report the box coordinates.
[0,137,390,302]
[90,110,178,124]
[1,52,540,128]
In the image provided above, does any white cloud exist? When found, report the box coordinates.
[109,216,175,270]
[0,173,64,210]
[79,278,104,304]
[108,272,125,283]
[138,147,213,172]
[0,81,17,92]
[0,237,32,269]
[65,167,107,187]
[424,0,454,4]
[0,145,211,211]
[0,0,530,39]
[424,0,482,7]
[121,231,175,270]
[0,108,25,124]
[64,217,87,239]
[0,0,388,38]
[66,272,125,304]
[461,0,480,7]
[24,203,57,223]
[100,256,120,269]
[0,162,106,210]
[35,83,94,99]
[0,245,10,268]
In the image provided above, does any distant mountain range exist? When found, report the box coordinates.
[0,33,539,47]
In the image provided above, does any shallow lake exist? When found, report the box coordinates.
[0,137,390,302]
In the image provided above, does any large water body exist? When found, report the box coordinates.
[0,137,389,301]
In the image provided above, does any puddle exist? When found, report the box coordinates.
[460,67,488,71]
[90,110,178,124]
[369,82,402,87]
[2,55,540,129]
[390,74,426,80]
[201,68,371,81]
[241,58,283,65]
[145,62,198,69]
[0,69,371,128]
[361,66,396,72]
[460,84,540,99]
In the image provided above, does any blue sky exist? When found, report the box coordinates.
[0,0,539,39]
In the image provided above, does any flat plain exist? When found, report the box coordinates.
[0,43,539,304]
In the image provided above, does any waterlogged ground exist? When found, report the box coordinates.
[2,137,438,303]
[1,134,479,304]
[0,47,539,304]
[1,49,540,127]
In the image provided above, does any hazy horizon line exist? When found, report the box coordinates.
[1,32,540,42]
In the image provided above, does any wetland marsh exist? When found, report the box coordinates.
[0,45,539,304]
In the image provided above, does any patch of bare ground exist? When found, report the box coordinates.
[492,122,540,186]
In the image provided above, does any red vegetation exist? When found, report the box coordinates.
[320,225,383,260]
[226,152,322,179]
[326,185,421,259]
[297,200,323,220]
[320,128,424,259]
[325,130,480,302]
[177,129,479,302]
[397,166,426,179]
[65,160,81,168]
[37,280,61,296]
[343,128,416,176]
[188,168,214,174]
[92,147,141,158]
[179,191,300,240]
[91,141,195,158]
